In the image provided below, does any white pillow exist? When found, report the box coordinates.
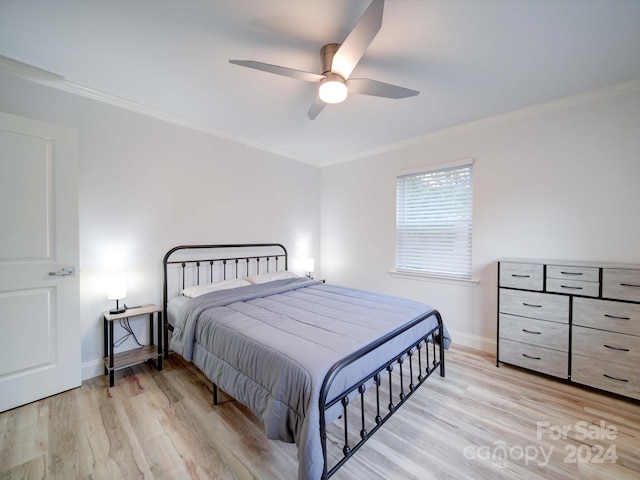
[181,278,251,298]
[246,270,298,284]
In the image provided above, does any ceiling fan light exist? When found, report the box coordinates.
[319,75,347,104]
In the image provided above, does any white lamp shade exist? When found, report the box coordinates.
[305,258,315,273]
[107,274,127,300]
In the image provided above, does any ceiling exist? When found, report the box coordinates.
[1,0,640,166]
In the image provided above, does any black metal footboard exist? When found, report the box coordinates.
[319,309,445,479]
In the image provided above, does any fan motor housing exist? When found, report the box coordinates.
[321,43,341,74]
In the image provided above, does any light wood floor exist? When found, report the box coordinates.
[1,345,639,479]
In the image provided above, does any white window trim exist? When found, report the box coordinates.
[397,158,474,177]
[389,269,480,287]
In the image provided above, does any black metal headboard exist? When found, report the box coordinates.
[162,243,288,352]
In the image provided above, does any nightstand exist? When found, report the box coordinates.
[103,304,163,387]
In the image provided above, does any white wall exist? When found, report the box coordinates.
[3,69,639,377]
[0,73,321,378]
[321,86,640,352]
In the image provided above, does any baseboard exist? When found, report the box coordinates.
[82,359,104,381]
[448,329,495,354]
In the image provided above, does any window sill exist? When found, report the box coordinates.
[389,270,480,287]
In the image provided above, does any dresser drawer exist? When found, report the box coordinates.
[572,326,640,368]
[572,354,640,400]
[573,297,640,336]
[546,278,600,298]
[499,262,543,291]
[499,338,568,378]
[602,268,640,302]
[547,264,600,282]
[499,314,568,351]
[499,289,569,323]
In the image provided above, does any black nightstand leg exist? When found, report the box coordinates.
[103,316,108,376]
[109,320,115,387]
[157,311,163,370]
[149,313,154,351]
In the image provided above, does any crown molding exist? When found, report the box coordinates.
[52,80,318,165]
[0,55,319,167]
[322,78,640,167]
[0,55,64,82]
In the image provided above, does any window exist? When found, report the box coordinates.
[396,159,474,279]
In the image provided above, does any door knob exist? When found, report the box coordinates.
[49,267,75,276]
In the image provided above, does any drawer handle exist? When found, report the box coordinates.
[620,283,640,288]
[603,344,630,352]
[604,314,631,321]
[603,374,629,383]
[560,271,583,276]
[522,353,541,360]
[522,302,542,308]
[522,329,542,335]
[560,285,582,290]
[512,274,530,278]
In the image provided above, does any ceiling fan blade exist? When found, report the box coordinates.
[307,95,326,120]
[229,60,325,83]
[331,0,384,80]
[347,78,419,99]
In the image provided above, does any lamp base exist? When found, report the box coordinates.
[109,299,126,315]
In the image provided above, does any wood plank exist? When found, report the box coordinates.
[0,400,48,472]
[103,304,161,322]
[1,345,639,480]
[103,345,160,371]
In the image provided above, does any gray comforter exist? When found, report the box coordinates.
[170,277,450,480]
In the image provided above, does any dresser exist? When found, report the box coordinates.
[497,259,640,401]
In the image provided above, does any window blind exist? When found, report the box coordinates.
[396,161,473,278]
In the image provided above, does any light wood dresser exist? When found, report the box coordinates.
[497,259,640,401]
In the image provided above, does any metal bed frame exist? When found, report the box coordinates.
[162,243,445,479]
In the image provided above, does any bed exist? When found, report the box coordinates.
[162,243,450,480]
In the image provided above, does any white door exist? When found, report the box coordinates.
[0,112,80,412]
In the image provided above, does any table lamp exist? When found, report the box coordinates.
[107,274,127,314]
[305,258,315,279]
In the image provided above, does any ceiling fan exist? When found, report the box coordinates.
[229,0,419,119]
